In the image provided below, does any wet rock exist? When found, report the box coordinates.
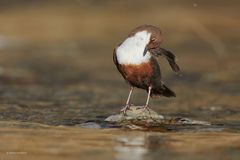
[105,106,211,130]
[168,117,211,125]
[77,122,101,129]
[105,106,164,122]
[105,106,165,128]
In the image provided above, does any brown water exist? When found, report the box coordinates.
[0,1,239,159]
[1,121,240,160]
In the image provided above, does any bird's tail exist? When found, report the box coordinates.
[150,84,176,98]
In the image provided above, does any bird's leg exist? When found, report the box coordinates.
[143,86,152,111]
[121,86,134,114]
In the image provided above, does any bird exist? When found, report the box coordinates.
[113,25,181,114]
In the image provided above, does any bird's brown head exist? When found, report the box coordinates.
[129,25,163,56]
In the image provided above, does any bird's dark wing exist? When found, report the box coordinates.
[150,47,181,74]
[149,57,176,97]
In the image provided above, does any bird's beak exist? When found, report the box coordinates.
[143,46,148,56]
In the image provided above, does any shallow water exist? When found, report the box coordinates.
[0,1,239,159]
[1,121,240,160]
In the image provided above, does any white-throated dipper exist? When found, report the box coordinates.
[113,25,180,114]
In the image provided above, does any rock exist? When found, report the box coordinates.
[105,106,166,130]
[105,106,211,130]
[105,106,164,122]
[77,122,101,129]
[105,106,164,126]
[168,117,211,125]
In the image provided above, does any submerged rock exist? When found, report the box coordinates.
[105,106,211,130]
[77,122,101,129]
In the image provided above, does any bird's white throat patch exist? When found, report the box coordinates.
[116,30,151,65]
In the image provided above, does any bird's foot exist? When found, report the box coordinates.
[141,105,151,114]
[120,104,132,115]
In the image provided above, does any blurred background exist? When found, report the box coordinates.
[0,0,239,125]
[0,1,240,160]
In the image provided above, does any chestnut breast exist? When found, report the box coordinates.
[120,62,153,87]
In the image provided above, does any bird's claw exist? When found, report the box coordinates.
[120,104,132,115]
[140,105,151,114]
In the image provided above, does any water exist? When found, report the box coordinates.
[0,1,239,159]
